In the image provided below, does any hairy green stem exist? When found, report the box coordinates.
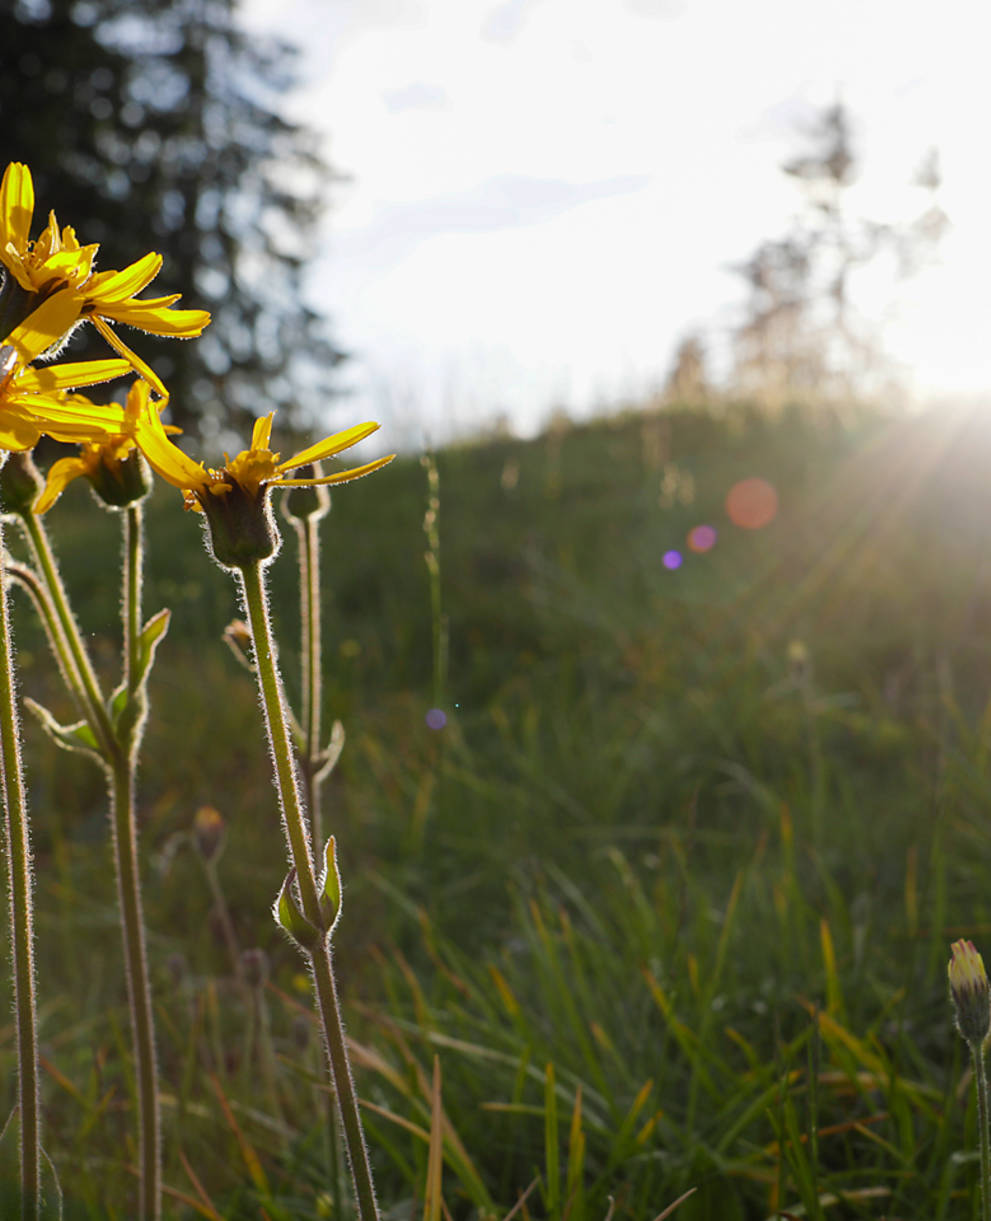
[294,514,342,1205]
[110,758,160,1219]
[298,516,324,850]
[20,507,160,1217]
[974,1041,991,1221]
[117,502,160,1220]
[239,559,379,1221]
[124,506,141,692]
[5,559,83,708]
[19,513,117,759]
[0,521,41,1218]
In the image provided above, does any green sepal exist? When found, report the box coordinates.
[23,698,102,764]
[318,835,342,935]
[273,867,321,951]
[316,720,345,781]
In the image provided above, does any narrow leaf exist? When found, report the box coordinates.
[423,1056,444,1221]
[273,868,320,950]
[134,607,171,687]
[318,835,342,934]
[23,698,102,762]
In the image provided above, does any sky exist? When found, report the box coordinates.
[240,0,991,444]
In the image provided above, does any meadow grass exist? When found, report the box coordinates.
[3,400,991,1216]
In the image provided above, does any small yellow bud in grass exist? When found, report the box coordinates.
[192,805,225,862]
[222,618,254,670]
[949,939,991,1047]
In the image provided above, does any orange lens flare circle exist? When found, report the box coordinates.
[725,477,778,530]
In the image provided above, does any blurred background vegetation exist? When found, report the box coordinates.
[4,1,991,1218]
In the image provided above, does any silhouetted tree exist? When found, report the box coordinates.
[662,333,711,404]
[1,0,345,439]
[730,102,947,409]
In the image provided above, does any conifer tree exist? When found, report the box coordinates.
[1,0,344,438]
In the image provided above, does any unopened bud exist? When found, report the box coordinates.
[87,448,150,509]
[0,450,43,516]
[193,805,225,862]
[282,464,331,523]
[241,947,269,990]
[222,619,254,670]
[949,939,991,1047]
[201,482,281,570]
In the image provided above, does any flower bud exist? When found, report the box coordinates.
[192,805,226,863]
[87,448,150,509]
[222,619,254,671]
[241,947,269,990]
[949,939,991,1047]
[282,464,331,523]
[200,482,281,570]
[0,450,43,516]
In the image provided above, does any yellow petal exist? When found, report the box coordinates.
[44,245,98,285]
[276,454,395,487]
[277,422,382,476]
[89,316,168,398]
[133,401,209,491]
[5,391,127,444]
[4,292,84,364]
[0,404,41,451]
[0,163,34,254]
[87,252,163,303]
[17,357,132,393]
[34,456,89,514]
[250,413,275,451]
[98,301,212,337]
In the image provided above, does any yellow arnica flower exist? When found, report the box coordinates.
[1,295,130,451]
[34,380,173,513]
[949,939,991,1047]
[133,405,395,569]
[0,162,210,395]
[134,404,395,511]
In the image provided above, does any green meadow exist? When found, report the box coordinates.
[5,399,991,1218]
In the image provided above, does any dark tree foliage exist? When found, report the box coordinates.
[1,0,345,440]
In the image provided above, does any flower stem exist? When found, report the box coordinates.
[298,515,324,850]
[294,512,342,1203]
[110,757,161,1220]
[117,501,160,1220]
[19,507,160,1218]
[19,511,116,757]
[974,1040,991,1221]
[0,519,41,1219]
[239,559,379,1221]
[124,505,141,692]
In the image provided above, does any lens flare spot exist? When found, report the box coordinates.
[425,707,447,730]
[662,549,683,570]
[688,524,717,552]
[725,478,778,530]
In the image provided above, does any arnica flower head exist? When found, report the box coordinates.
[949,939,991,1047]
[133,403,394,568]
[0,161,210,396]
[0,294,130,454]
[33,380,171,514]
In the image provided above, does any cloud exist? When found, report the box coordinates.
[382,82,450,112]
[480,0,538,43]
[333,172,652,270]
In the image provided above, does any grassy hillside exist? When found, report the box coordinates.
[7,399,991,1217]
